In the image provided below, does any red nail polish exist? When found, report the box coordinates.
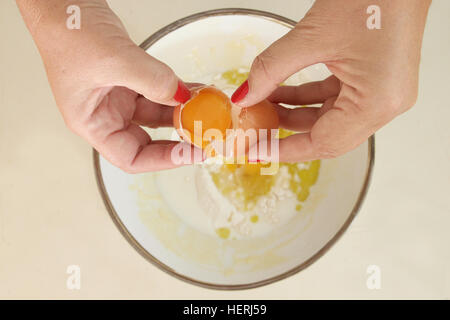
[173,80,191,104]
[231,80,249,103]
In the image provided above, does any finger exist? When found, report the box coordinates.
[114,46,191,106]
[232,27,325,107]
[186,82,205,89]
[95,124,200,173]
[247,98,334,161]
[127,123,152,145]
[274,104,320,132]
[132,95,173,128]
[132,82,204,128]
[268,76,341,106]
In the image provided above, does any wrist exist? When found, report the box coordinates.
[17,0,70,36]
[16,0,108,39]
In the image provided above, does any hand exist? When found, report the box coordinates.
[232,0,431,162]
[17,0,193,173]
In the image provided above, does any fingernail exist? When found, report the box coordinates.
[174,80,191,104]
[231,80,249,104]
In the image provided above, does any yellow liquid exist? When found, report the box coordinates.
[210,151,320,215]
[250,215,259,223]
[211,162,276,212]
[216,227,230,239]
[222,69,249,87]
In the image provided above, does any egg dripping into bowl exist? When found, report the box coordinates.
[173,85,279,160]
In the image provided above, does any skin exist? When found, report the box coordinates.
[17,0,431,170]
[16,0,195,173]
[237,0,431,162]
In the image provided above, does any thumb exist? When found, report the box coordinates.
[114,46,190,105]
[231,27,322,107]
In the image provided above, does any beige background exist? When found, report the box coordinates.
[1,0,449,299]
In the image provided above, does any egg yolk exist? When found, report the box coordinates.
[180,87,232,148]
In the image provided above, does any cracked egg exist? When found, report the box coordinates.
[173,85,279,159]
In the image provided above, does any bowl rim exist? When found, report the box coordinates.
[93,8,376,291]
